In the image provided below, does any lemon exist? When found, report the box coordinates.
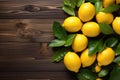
[95,65,101,72]
[112,17,120,35]
[97,48,115,66]
[62,16,83,32]
[118,63,120,66]
[82,22,101,37]
[96,12,114,24]
[103,0,115,8]
[64,52,81,73]
[80,49,96,68]
[72,34,88,52]
[78,2,95,22]
[116,0,120,4]
[96,78,103,80]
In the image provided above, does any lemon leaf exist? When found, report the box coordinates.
[77,0,85,7]
[63,0,71,6]
[105,37,119,48]
[52,48,69,62]
[114,43,120,56]
[64,34,75,47]
[110,64,120,80]
[98,68,109,77]
[62,5,75,16]
[52,21,67,40]
[70,0,77,8]
[113,56,120,63]
[95,0,102,14]
[88,38,104,56]
[48,39,66,47]
[103,4,120,13]
[77,69,97,80]
[99,23,114,35]
[89,0,98,3]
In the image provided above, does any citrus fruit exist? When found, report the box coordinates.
[95,65,101,72]
[80,49,96,68]
[72,34,88,52]
[97,48,115,66]
[78,2,95,22]
[103,0,115,8]
[96,12,114,24]
[82,22,101,37]
[96,78,103,80]
[116,0,120,4]
[64,52,81,73]
[62,16,83,32]
[112,17,120,35]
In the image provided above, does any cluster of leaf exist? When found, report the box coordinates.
[49,21,75,62]
[76,63,120,80]
[49,0,120,80]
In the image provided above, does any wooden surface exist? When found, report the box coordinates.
[0,0,76,80]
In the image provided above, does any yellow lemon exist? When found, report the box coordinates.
[62,16,83,32]
[96,78,103,80]
[116,0,120,4]
[95,65,101,72]
[97,48,115,66]
[80,49,96,68]
[78,2,95,22]
[82,22,101,37]
[72,34,88,52]
[103,0,115,8]
[112,17,120,35]
[96,12,114,24]
[64,52,81,73]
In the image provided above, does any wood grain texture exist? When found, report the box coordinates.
[0,0,73,80]
[0,19,64,42]
[0,0,67,19]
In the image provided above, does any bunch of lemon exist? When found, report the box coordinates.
[50,0,120,80]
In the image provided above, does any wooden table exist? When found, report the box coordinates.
[0,0,76,80]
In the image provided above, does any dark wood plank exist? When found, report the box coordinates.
[0,19,63,42]
[0,43,66,72]
[0,0,67,19]
[0,59,66,72]
[0,72,76,80]
[0,43,52,58]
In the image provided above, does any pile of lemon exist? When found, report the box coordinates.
[50,0,120,80]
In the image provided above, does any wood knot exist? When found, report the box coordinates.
[16,22,34,39]
[24,5,40,12]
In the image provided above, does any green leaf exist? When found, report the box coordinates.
[70,0,77,8]
[105,37,119,47]
[99,23,114,35]
[63,0,71,6]
[48,39,66,47]
[110,64,120,80]
[64,34,75,47]
[62,5,75,16]
[98,68,109,77]
[52,48,69,62]
[77,0,85,7]
[88,38,104,56]
[77,69,97,80]
[89,0,98,3]
[114,43,120,56]
[52,21,67,40]
[103,4,120,13]
[95,0,102,14]
[113,56,120,63]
